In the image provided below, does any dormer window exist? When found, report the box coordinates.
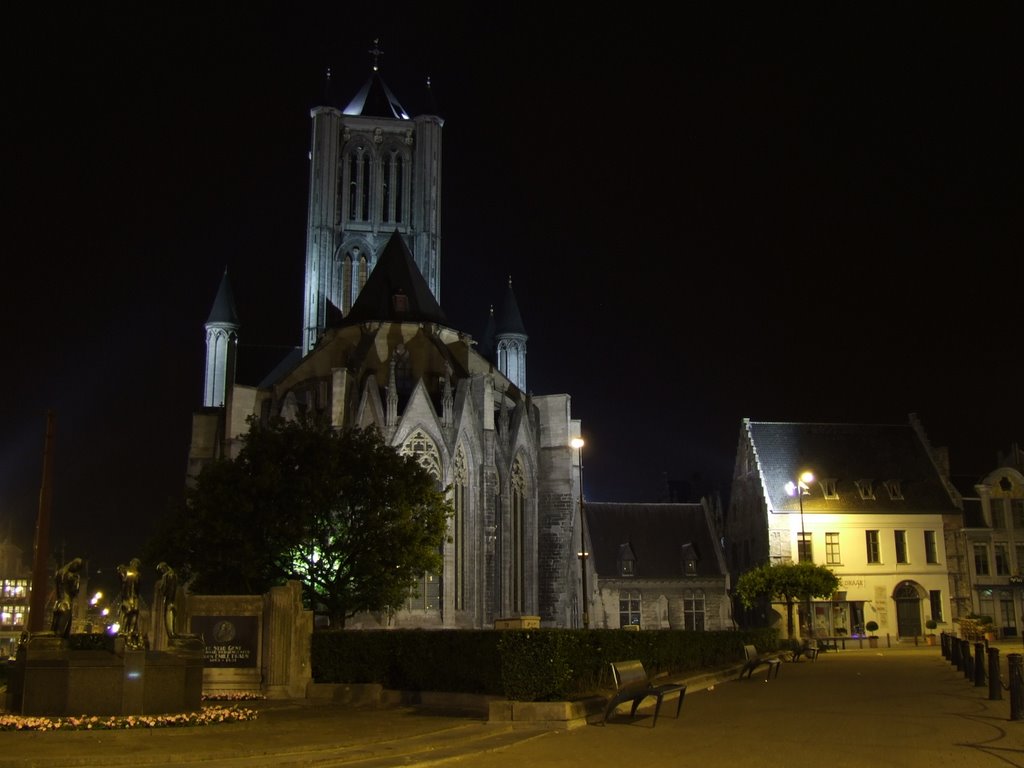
[820,479,839,500]
[681,543,699,576]
[884,480,904,500]
[392,290,409,314]
[855,480,875,500]
[617,543,636,577]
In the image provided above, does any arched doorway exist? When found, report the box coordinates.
[893,581,923,638]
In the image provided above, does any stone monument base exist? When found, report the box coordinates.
[5,633,204,716]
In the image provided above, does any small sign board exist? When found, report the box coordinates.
[190,615,259,667]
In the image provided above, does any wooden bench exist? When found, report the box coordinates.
[740,644,782,680]
[601,660,686,727]
[790,638,820,662]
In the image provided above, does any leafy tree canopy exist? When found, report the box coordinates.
[147,416,452,627]
[734,561,840,638]
[735,561,840,608]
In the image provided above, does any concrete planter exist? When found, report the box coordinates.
[488,697,602,729]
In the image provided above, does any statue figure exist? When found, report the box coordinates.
[156,562,178,640]
[51,557,84,638]
[117,558,142,645]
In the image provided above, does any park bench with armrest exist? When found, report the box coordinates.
[790,638,820,662]
[741,644,782,680]
[602,660,686,727]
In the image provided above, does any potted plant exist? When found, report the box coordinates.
[865,620,879,648]
[925,618,938,645]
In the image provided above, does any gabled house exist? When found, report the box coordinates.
[724,415,961,642]
[950,444,1024,639]
[582,501,731,630]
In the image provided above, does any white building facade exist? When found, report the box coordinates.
[725,415,961,641]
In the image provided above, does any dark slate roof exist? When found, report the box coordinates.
[745,420,959,515]
[343,70,409,120]
[495,279,527,337]
[235,345,301,389]
[206,269,238,326]
[584,502,723,579]
[339,231,447,326]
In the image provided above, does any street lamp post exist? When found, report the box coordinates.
[786,470,815,637]
[785,471,815,563]
[571,437,589,629]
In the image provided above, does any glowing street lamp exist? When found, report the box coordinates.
[785,471,815,563]
[571,437,589,629]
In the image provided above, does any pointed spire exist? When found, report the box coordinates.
[343,39,409,119]
[495,276,527,337]
[207,268,239,326]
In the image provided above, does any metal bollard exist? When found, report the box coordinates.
[963,641,974,681]
[975,642,986,687]
[952,636,962,669]
[988,647,1002,701]
[941,632,949,660]
[1009,654,1023,721]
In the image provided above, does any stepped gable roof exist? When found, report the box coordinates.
[206,269,238,326]
[745,419,960,515]
[584,502,722,579]
[495,278,527,337]
[343,69,410,120]
[340,231,447,326]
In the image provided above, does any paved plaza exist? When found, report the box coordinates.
[2,645,1022,767]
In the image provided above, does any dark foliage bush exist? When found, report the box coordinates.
[311,627,777,702]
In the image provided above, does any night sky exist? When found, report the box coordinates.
[4,6,1022,576]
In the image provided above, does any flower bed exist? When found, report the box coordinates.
[0,705,258,731]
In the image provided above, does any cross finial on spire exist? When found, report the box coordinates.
[369,38,383,71]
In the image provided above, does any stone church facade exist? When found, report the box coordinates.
[188,59,584,630]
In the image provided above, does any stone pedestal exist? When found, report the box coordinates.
[5,634,205,716]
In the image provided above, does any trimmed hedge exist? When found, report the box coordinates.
[312,627,778,701]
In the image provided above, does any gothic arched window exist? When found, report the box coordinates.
[401,430,443,612]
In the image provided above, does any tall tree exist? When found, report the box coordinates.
[148,417,452,627]
[734,561,840,638]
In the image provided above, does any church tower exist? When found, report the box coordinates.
[495,278,528,392]
[302,42,443,355]
[203,269,239,408]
